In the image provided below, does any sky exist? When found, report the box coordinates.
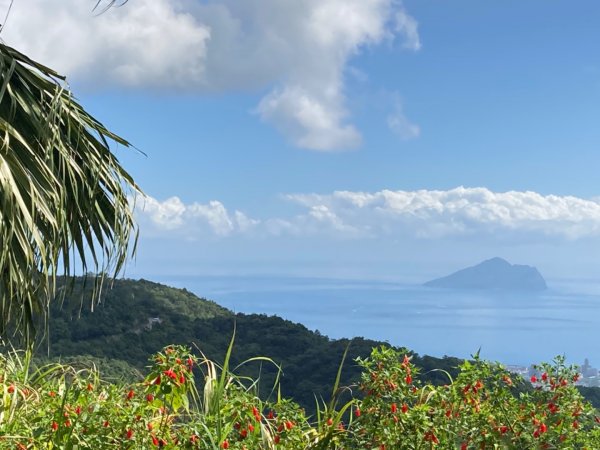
[3,0,600,283]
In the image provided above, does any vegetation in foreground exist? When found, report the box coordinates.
[2,341,600,449]
[41,277,600,412]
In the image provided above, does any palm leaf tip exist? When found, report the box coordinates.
[0,43,141,343]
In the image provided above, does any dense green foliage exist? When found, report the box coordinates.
[2,343,600,449]
[40,278,470,412]
[0,45,138,341]
[39,278,600,414]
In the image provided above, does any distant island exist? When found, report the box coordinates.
[424,257,547,291]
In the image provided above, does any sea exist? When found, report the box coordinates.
[152,275,600,369]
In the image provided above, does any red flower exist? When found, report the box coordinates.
[187,357,194,370]
[540,423,547,433]
[127,389,135,400]
[154,375,161,385]
[252,406,261,421]
[240,429,248,438]
[103,420,110,427]
[391,403,397,413]
[7,385,15,394]
[285,420,294,430]
[152,435,159,446]
[221,440,230,449]
[405,375,412,384]
[401,403,408,414]
[541,372,548,382]
[499,425,508,434]
[51,421,59,431]
[190,434,199,443]
[146,393,154,402]
[461,443,468,450]
[126,429,134,439]
[274,435,281,444]
[87,383,94,391]
[163,369,177,381]
[354,407,361,418]
[530,375,537,383]
[327,418,333,426]
[179,374,185,384]
[248,423,255,432]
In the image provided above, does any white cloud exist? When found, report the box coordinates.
[284,187,600,239]
[256,86,362,151]
[394,6,421,51]
[137,196,258,238]
[0,0,420,150]
[387,95,420,140]
[0,0,210,88]
[136,188,600,241]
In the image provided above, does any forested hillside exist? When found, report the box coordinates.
[41,277,599,411]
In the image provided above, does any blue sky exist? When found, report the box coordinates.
[5,0,600,282]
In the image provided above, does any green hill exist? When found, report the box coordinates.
[40,277,598,411]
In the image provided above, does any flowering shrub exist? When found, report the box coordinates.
[1,344,599,449]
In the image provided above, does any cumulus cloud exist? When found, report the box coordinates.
[285,187,600,239]
[256,86,362,150]
[0,0,420,150]
[136,188,600,241]
[0,0,210,88]
[137,196,258,238]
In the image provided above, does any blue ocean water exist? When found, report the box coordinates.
[152,275,600,368]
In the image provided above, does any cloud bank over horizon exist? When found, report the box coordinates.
[136,187,600,242]
[0,0,420,151]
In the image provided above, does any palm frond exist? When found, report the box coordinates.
[0,43,140,343]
